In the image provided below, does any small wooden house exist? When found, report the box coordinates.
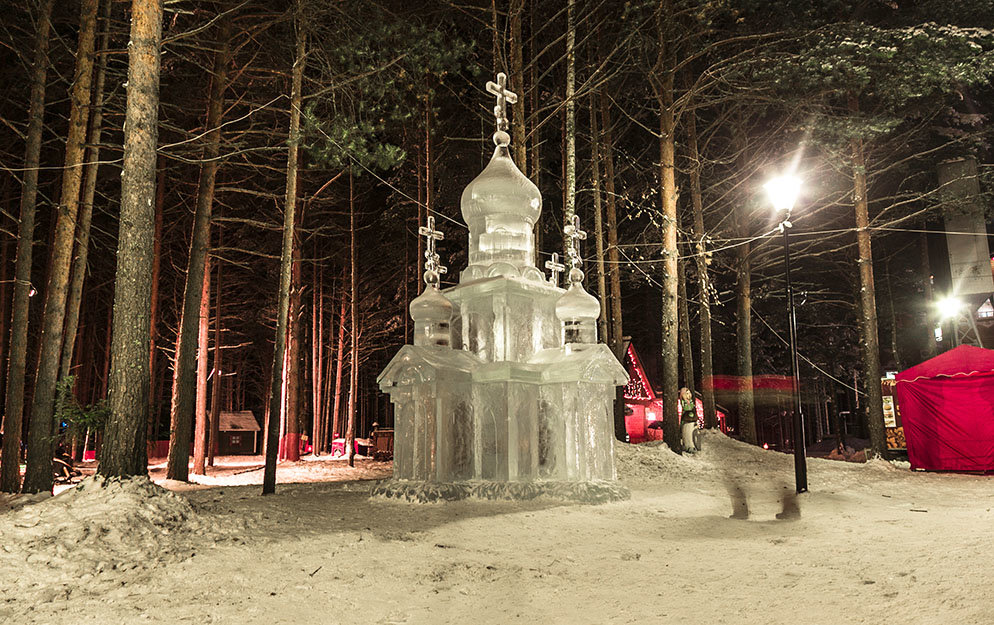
[623,341,727,443]
[623,342,666,444]
[218,411,261,455]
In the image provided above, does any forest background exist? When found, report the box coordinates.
[0,0,991,493]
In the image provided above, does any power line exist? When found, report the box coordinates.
[753,309,866,397]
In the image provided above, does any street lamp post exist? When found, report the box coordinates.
[937,295,984,349]
[765,174,808,494]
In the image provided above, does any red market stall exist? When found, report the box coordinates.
[894,345,994,472]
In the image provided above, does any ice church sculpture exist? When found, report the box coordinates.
[374,73,629,503]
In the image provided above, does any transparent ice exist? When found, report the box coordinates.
[377,75,628,502]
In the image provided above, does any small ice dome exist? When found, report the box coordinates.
[409,285,453,323]
[460,145,542,225]
[555,280,600,321]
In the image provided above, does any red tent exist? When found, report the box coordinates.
[894,345,994,472]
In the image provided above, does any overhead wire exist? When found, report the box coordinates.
[753,309,866,397]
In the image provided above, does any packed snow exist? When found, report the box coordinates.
[3,432,993,624]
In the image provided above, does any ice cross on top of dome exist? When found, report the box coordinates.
[564,214,587,272]
[419,215,446,286]
[485,72,517,145]
[545,252,566,287]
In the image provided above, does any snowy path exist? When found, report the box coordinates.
[3,433,993,624]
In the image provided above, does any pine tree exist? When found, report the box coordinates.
[99,0,164,478]
[0,0,56,493]
[23,0,100,493]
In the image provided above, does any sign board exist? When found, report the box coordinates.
[882,377,905,450]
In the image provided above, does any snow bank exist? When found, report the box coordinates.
[0,475,228,604]
[614,429,895,489]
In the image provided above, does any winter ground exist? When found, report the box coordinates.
[2,431,992,625]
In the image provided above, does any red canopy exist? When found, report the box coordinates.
[895,345,994,472]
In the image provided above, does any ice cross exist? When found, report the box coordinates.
[545,252,566,286]
[430,251,447,278]
[419,215,444,257]
[419,216,445,286]
[564,214,587,268]
[486,72,517,133]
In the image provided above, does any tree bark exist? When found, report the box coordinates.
[208,249,222,466]
[509,0,526,170]
[346,170,357,468]
[0,0,55,493]
[0,228,10,405]
[263,7,305,494]
[598,93,624,362]
[60,0,112,386]
[884,259,902,371]
[529,0,541,252]
[735,223,756,445]
[166,16,230,481]
[284,228,303,462]
[331,293,346,446]
[598,89,627,443]
[851,133,886,457]
[655,1,680,453]
[192,256,211,475]
[589,92,609,344]
[563,0,576,241]
[919,231,937,360]
[677,260,695,393]
[98,0,163,479]
[148,164,165,451]
[311,266,323,455]
[24,0,99,493]
[687,111,717,429]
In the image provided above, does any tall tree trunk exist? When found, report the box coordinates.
[598,89,627,443]
[735,226,756,444]
[589,92,609,344]
[98,0,163,478]
[284,230,303,462]
[60,0,112,387]
[346,170,357,468]
[0,228,10,405]
[655,1,680,453]
[509,0,526,170]
[529,0,541,252]
[687,111,717,429]
[599,92,624,361]
[192,257,211,475]
[208,249,222,466]
[263,8,305,494]
[166,17,230,481]
[23,0,99,493]
[884,259,902,371]
[148,164,165,451]
[919,231,937,360]
[0,0,55,493]
[677,260,695,393]
[331,293,346,445]
[311,266,323,455]
[420,93,433,295]
[320,314,335,452]
[563,0,576,242]
[851,130,886,457]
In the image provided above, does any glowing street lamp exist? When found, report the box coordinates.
[936,295,985,348]
[764,173,807,494]
[764,175,802,214]
[936,296,964,321]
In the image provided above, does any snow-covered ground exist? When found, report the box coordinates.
[2,431,992,624]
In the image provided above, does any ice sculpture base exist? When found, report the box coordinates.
[370,479,630,504]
